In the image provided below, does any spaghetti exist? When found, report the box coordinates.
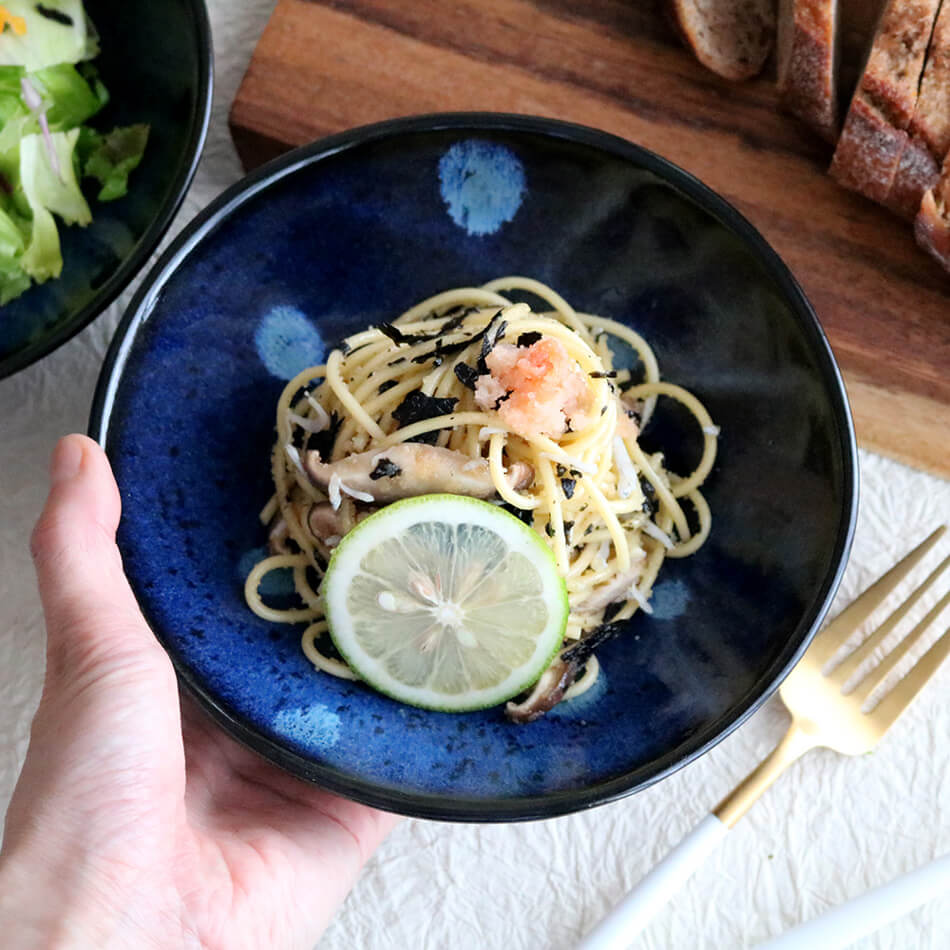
[245,277,718,721]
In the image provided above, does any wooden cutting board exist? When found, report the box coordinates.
[230,0,950,478]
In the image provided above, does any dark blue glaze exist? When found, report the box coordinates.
[0,0,212,379]
[90,115,858,821]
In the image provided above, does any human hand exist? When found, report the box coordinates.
[0,435,398,949]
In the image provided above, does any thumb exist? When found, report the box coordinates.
[30,434,173,701]
[5,436,183,874]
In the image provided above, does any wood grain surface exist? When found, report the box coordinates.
[230,0,949,477]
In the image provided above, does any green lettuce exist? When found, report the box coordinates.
[0,204,31,303]
[0,3,147,306]
[79,123,148,201]
[33,63,108,129]
[0,1,94,72]
[17,129,90,282]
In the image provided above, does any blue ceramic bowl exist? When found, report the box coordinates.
[89,114,858,821]
[0,0,212,380]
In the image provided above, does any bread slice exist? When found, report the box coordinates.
[909,0,950,158]
[915,153,950,270]
[777,0,841,142]
[887,137,941,217]
[830,0,942,203]
[670,0,776,81]
[885,1,950,217]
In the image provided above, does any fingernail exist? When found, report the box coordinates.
[51,436,84,485]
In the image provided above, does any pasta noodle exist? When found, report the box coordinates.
[244,278,717,719]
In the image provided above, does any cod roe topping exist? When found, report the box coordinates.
[475,336,595,438]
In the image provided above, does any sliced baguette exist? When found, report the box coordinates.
[887,137,941,218]
[777,0,841,142]
[915,153,950,271]
[830,0,942,203]
[885,1,950,217]
[670,0,776,81]
[909,0,950,158]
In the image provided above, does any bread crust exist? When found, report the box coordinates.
[830,96,909,202]
[830,0,942,203]
[669,0,775,81]
[886,3,950,222]
[778,0,839,142]
[860,0,942,127]
[908,1,950,160]
[915,171,950,272]
[887,136,941,218]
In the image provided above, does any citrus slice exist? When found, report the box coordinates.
[323,494,568,712]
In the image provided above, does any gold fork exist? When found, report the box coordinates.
[580,526,950,950]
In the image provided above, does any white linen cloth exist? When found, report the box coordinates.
[0,3,947,946]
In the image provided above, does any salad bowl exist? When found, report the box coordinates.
[0,0,212,379]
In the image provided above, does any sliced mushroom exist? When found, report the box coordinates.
[573,555,645,614]
[303,501,377,547]
[504,657,578,724]
[506,616,630,723]
[303,444,533,503]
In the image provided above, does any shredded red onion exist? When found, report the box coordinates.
[20,77,61,180]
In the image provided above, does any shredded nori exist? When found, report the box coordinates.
[545,522,555,537]
[378,379,398,394]
[556,463,566,477]
[560,478,576,499]
[475,312,507,373]
[499,501,534,526]
[306,411,341,461]
[589,370,618,379]
[35,3,73,25]
[388,357,406,366]
[375,307,475,347]
[454,362,479,391]
[561,622,625,665]
[516,331,542,348]
[376,322,416,345]
[369,458,401,480]
[391,390,458,445]
[439,309,475,335]
[412,312,506,368]
[640,475,658,516]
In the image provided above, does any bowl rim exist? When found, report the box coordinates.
[88,112,860,822]
[0,0,214,382]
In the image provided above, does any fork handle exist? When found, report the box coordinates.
[577,814,728,949]
[714,722,817,827]
[578,724,817,950]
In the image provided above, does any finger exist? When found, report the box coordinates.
[181,693,400,853]
[30,435,169,687]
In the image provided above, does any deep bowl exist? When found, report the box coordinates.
[89,114,858,821]
[0,0,212,379]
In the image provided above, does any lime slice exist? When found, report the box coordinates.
[323,494,568,712]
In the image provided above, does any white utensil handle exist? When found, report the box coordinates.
[756,852,950,949]
[578,814,728,950]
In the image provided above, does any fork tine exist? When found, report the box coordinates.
[869,625,950,730]
[807,526,947,666]
[831,554,950,683]
[850,589,950,703]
